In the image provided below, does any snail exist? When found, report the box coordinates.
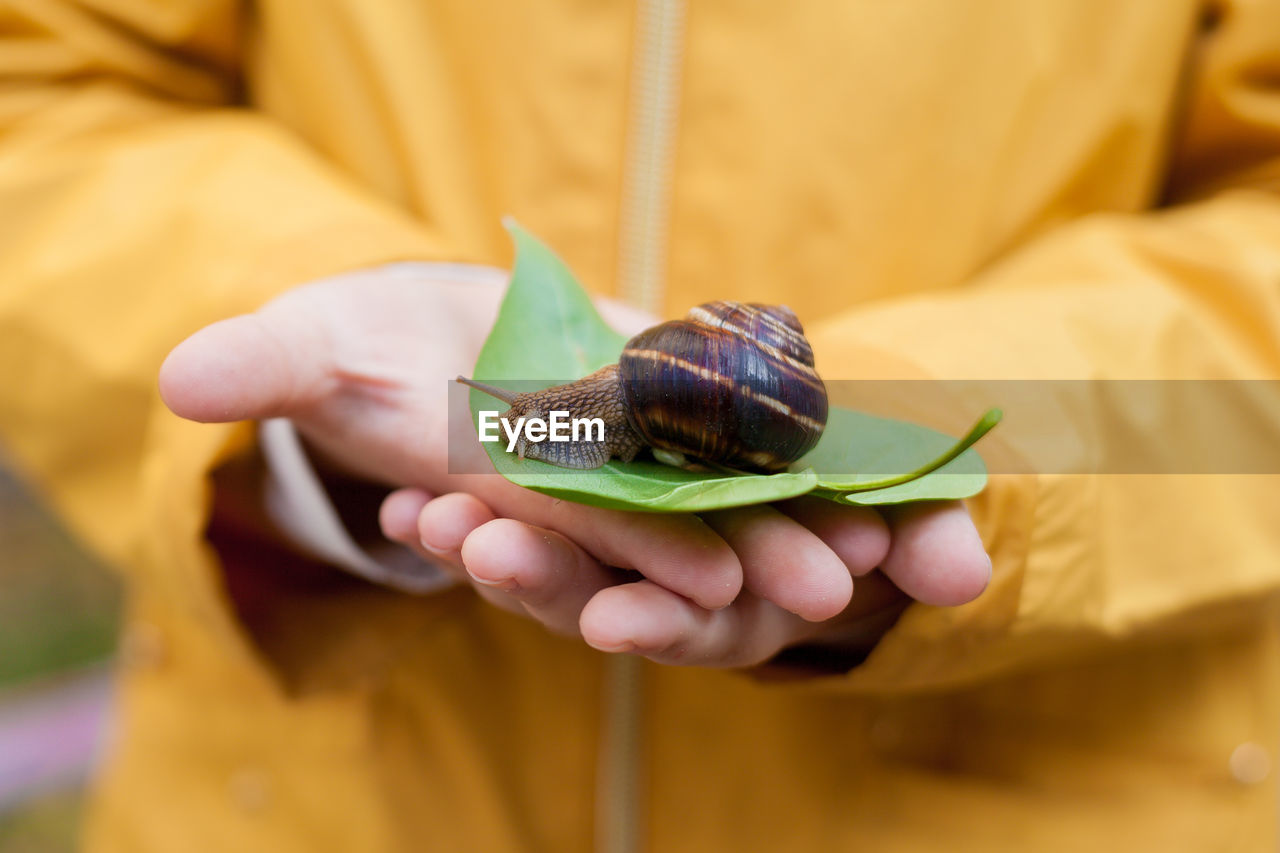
[458,301,828,473]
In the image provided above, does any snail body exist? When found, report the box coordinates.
[460,302,828,473]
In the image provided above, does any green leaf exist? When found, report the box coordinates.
[473,217,628,381]
[465,221,997,512]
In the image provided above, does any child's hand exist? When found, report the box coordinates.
[381,487,989,668]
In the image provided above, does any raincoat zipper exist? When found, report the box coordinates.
[599,2,686,852]
[615,0,686,316]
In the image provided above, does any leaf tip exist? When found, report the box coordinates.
[968,408,1003,444]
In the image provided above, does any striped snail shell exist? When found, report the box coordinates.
[618,302,827,473]
[458,301,828,473]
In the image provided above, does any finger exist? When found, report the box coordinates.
[775,497,891,577]
[379,487,469,576]
[379,488,434,545]
[418,492,499,564]
[411,492,535,614]
[377,486,487,591]
[460,519,620,637]
[373,489,483,597]
[579,581,805,667]
[880,501,991,606]
[159,311,331,423]
[471,484,744,611]
[701,505,851,622]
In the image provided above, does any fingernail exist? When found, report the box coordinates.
[468,571,521,593]
[420,539,450,556]
[587,639,636,654]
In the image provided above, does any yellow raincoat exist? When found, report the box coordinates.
[2,0,1280,850]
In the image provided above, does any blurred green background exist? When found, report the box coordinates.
[0,464,122,853]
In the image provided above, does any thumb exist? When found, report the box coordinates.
[159,312,330,423]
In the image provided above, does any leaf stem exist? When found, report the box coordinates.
[836,408,1003,493]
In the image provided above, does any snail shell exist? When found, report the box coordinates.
[618,302,827,473]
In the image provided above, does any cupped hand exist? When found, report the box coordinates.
[382,487,989,668]
[160,265,991,668]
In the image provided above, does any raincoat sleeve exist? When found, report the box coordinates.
[809,0,1280,691]
[0,2,451,663]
